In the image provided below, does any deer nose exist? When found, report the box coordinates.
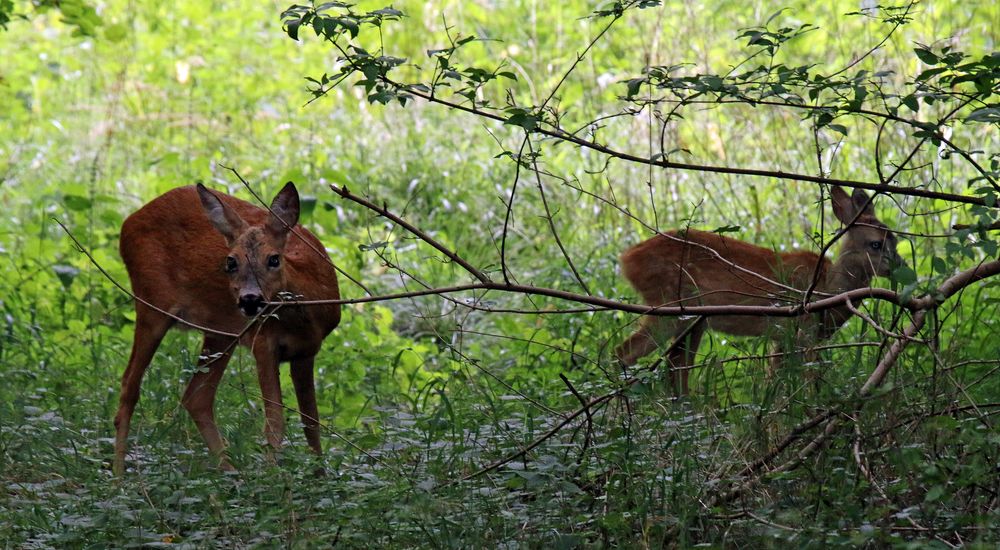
[238,293,266,316]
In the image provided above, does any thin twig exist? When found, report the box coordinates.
[331,184,491,283]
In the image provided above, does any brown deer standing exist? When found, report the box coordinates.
[615,187,902,395]
[114,183,341,474]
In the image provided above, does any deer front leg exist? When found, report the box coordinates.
[290,356,322,456]
[668,324,703,396]
[253,347,285,453]
[182,335,236,471]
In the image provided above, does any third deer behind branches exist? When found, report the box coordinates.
[615,187,903,395]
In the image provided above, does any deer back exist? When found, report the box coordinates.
[620,229,830,337]
[619,187,900,339]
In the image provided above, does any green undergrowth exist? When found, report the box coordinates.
[2,0,999,547]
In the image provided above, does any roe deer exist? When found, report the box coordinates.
[114,183,341,474]
[615,187,901,395]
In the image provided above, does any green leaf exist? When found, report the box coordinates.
[701,75,723,91]
[901,94,919,113]
[103,23,127,42]
[711,225,741,234]
[980,239,998,256]
[827,123,848,136]
[965,107,1000,124]
[505,111,539,131]
[914,47,939,65]
[64,195,92,211]
[338,17,359,38]
[915,67,948,82]
[931,256,949,275]
[359,241,389,252]
[316,2,350,11]
[890,265,917,285]
[285,18,302,41]
[52,265,80,288]
[625,78,644,98]
[924,485,946,502]
[372,7,404,17]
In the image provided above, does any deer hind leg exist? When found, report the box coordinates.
[615,315,675,366]
[182,335,236,471]
[290,356,321,456]
[113,308,172,475]
[768,327,819,378]
[616,315,703,395]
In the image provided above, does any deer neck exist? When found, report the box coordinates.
[825,251,875,294]
[804,252,873,338]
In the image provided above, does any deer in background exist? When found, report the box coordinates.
[114,182,341,474]
[615,187,902,395]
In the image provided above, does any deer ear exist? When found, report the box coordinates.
[197,184,247,244]
[851,188,875,216]
[831,186,874,224]
[266,181,300,238]
[830,187,853,224]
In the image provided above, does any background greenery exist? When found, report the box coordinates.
[1,0,998,547]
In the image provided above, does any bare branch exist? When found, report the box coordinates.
[330,184,491,283]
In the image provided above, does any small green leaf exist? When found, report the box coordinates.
[338,17,359,38]
[966,107,1000,124]
[64,195,92,211]
[924,485,946,502]
[931,256,949,275]
[505,112,539,131]
[285,18,302,40]
[103,23,127,42]
[701,75,723,91]
[53,265,80,288]
[359,241,389,252]
[316,2,350,11]
[712,225,741,234]
[914,47,939,65]
[827,123,848,136]
[372,7,404,17]
[890,265,917,285]
[625,78,644,98]
[980,239,998,256]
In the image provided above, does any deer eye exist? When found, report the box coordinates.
[225,256,238,273]
[869,241,883,251]
[267,254,281,268]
